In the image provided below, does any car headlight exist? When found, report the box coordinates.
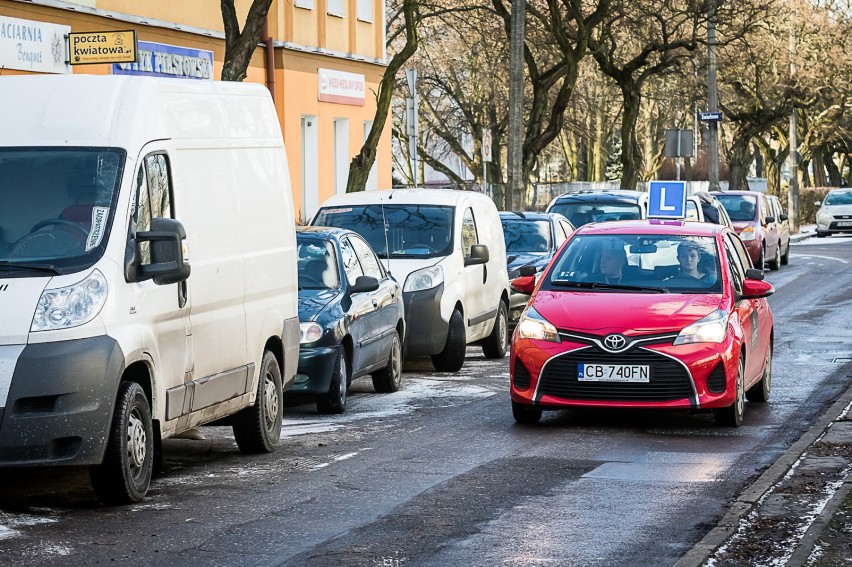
[403,265,444,293]
[674,309,729,345]
[516,306,560,343]
[739,226,756,241]
[31,269,108,332]
[299,322,324,344]
[817,210,831,223]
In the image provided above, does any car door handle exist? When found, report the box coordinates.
[372,299,378,307]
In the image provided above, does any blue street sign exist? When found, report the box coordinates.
[648,181,687,219]
[699,111,723,122]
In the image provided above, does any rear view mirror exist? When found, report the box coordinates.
[742,278,774,299]
[511,275,536,295]
[745,268,764,280]
[780,213,788,222]
[518,265,538,277]
[349,275,379,294]
[465,244,489,266]
[133,218,191,285]
[764,216,776,224]
[815,200,822,206]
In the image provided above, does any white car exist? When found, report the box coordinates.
[816,188,852,237]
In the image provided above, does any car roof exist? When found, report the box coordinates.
[711,190,762,197]
[296,226,353,240]
[573,219,724,237]
[317,188,494,208]
[499,211,567,221]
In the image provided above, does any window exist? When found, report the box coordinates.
[295,0,314,8]
[132,153,173,265]
[339,237,364,285]
[461,208,478,258]
[350,235,383,279]
[327,0,344,17]
[357,0,373,22]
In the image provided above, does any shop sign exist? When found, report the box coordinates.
[68,30,136,65]
[113,41,213,80]
[0,16,70,74]
[318,68,365,106]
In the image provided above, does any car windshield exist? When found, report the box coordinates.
[543,234,722,294]
[297,239,340,290]
[0,147,124,273]
[549,201,641,227]
[824,191,852,206]
[715,194,757,221]
[502,219,551,253]
[313,204,453,258]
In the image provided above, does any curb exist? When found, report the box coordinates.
[790,230,814,243]
[674,380,852,567]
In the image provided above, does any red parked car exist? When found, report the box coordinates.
[510,220,774,427]
[711,191,785,270]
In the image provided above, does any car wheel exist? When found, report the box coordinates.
[482,301,508,359]
[768,243,781,270]
[431,309,466,372]
[816,231,828,238]
[781,242,790,265]
[512,401,542,424]
[746,340,772,403]
[317,346,348,414]
[372,331,402,393]
[233,350,283,452]
[715,356,745,427]
[757,243,766,270]
[90,381,154,504]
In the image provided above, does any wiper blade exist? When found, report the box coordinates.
[0,260,61,274]
[551,280,668,293]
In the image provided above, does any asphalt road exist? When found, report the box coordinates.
[1,234,851,567]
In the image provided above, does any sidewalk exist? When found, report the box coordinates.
[676,367,852,566]
[790,223,816,243]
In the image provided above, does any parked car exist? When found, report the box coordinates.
[815,188,852,237]
[509,220,774,427]
[766,194,791,264]
[712,191,783,270]
[686,191,734,229]
[293,227,405,414]
[312,189,511,372]
[546,189,648,228]
[500,211,574,328]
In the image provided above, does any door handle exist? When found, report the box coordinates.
[372,299,378,307]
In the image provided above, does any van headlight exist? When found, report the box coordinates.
[300,322,324,344]
[31,270,108,332]
[674,309,729,345]
[739,226,756,241]
[516,306,560,343]
[403,265,444,292]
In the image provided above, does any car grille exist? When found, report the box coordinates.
[706,363,726,393]
[537,346,694,403]
[513,359,532,390]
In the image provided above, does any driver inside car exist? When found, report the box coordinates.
[674,242,705,279]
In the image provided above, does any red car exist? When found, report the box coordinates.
[711,191,784,270]
[510,220,774,427]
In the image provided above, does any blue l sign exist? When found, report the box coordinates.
[648,181,687,219]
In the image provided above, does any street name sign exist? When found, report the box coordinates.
[698,111,723,122]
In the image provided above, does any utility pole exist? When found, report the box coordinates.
[707,0,721,191]
[506,0,526,211]
[406,69,419,188]
[787,2,800,232]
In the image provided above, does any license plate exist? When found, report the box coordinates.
[837,221,852,227]
[578,363,650,383]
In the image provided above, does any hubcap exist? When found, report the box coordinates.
[765,350,772,392]
[127,410,146,472]
[391,338,402,386]
[263,370,279,430]
[338,356,348,398]
[736,363,745,418]
[499,309,508,347]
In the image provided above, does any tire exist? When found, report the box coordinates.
[431,309,466,372]
[781,242,790,265]
[757,243,766,270]
[816,231,828,238]
[233,350,283,452]
[372,331,402,393]
[512,401,542,424]
[768,243,781,271]
[90,381,154,505]
[317,346,348,414]
[715,356,745,427]
[746,340,772,403]
[482,301,509,359]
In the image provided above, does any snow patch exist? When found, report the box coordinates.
[0,525,19,540]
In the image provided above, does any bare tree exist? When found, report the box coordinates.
[220,0,273,82]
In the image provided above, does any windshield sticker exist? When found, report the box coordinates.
[323,207,352,214]
[86,207,109,251]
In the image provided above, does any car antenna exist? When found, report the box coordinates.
[380,194,392,277]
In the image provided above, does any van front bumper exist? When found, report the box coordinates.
[402,283,448,357]
[0,337,124,467]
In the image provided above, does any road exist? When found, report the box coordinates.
[1,235,851,566]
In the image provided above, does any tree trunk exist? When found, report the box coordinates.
[727,134,752,191]
[801,160,812,188]
[619,85,642,190]
[825,150,842,187]
[812,152,828,187]
[753,143,764,177]
[220,0,274,82]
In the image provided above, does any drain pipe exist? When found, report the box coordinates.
[262,18,275,104]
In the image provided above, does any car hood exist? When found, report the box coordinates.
[822,204,852,216]
[0,276,51,344]
[380,257,441,285]
[507,252,551,275]
[298,289,341,322]
[533,291,725,335]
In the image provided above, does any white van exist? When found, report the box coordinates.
[0,75,299,503]
[312,189,510,371]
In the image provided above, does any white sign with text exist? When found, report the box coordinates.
[0,16,70,74]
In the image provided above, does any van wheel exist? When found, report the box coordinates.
[233,350,283,452]
[768,244,781,270]
[373,331,402,393]
[746,341,772,403]
[781,242,790,265]
[715,356,745,427]
[482,302,508,359]
[512,401,542,424]
[431,309,466,372]
[90,382,153,504]
[317,347,348,414]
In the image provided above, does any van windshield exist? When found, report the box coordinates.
[314,204,454,258]
[549,202,641,227]
[0,148,125,274]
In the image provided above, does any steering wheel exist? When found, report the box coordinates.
[8,220,90,258]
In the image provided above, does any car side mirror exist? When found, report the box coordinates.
[745,268,764,280]
[780,213,788,221]
[510,275,536,295]
[764,216,775,224]
[465,244,489,266]
[742,278,774,299]
[349,275,379,294]
[518,265,538,277]
[132,218,191,285]
[814,200,822,206]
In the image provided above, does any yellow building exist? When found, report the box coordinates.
[0,0,390,220]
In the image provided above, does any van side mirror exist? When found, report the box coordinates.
[349,275,379,294]
[465,244,489,266]
[133,218,191,285]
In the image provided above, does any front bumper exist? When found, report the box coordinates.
[402,283,448,357]
[291,344,340,394]
[817,218,852,234]
[0,337,124,467]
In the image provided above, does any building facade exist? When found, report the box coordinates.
[0,0,390,221]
